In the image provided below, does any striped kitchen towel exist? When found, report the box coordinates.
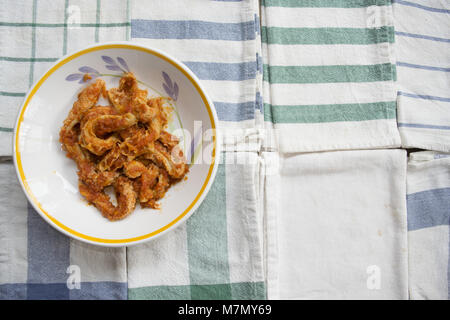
[130,0,263,152]
[407,151,450,299]
[393,0,450,153]
[0,0,130,299]
[0,0,131,156]
[263,149,408,299]
[127,152,265,300]
[0,162,128,299]
[261,0,401,153]
[0,152,266,300]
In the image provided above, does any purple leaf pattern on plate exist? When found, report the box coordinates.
[78,66,99,74]
[162,83,171,97]
[66,56,132,84]
[117,57,130,72]
[162,71,179,101]
[102,55,129,73]
[162,72,172,90]
[66,73,83,81]
[101,55,115,65]
[173,82,179,101]
[106,65,123,71]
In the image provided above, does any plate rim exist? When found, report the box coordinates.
[12,41,221,247]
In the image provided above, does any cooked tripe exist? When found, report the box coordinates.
[59,73,188,221]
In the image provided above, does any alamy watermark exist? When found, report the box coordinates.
[66,5,81,29]
[366,265,381,290]
[66,265,81,290]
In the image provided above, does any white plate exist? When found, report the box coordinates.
[13,42,220,247]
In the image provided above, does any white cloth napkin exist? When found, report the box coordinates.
[407,151,450,299]
[263,149,408,299]
[0,0,130,156]
[127,152,265,299]
[394,0,450,152]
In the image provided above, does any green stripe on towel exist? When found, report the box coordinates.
[0,57,58,62]
[62,0,69,55]
[262,26,394,45]
[268,101,397,123]
[128,285,191,300]
[128,282,266,300]
[186,163,232,299]
[263,63,395,84]
[0,91,26,97]
[29,0,37,87]
[95,0,101,42]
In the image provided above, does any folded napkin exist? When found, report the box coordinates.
[0,163,127,300]
[0,0,130,156]
[127,152,265,299]
[407,151,450,299]
[393,0,450,152]
[130,0,263,152]
[261,0,401,153]
[263,149,408,299]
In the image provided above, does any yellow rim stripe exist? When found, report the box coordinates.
[15,44,217,244]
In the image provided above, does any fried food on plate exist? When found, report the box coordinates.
[59,73,189,221]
